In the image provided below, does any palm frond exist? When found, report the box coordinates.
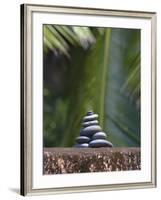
[105,28,140,147]
[43,25,96,56]
[61,29,111,146]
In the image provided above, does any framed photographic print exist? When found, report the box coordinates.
[20,4,157,196]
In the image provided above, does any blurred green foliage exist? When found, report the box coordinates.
[43,25,140,147]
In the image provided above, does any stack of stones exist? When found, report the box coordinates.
[74,111,113,148]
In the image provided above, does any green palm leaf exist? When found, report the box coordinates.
[43,25,96,56]
[61,29,111,146]
[105,29,140,147]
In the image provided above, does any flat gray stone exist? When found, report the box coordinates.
[74,143,89,148]
[75,136,90,144]
[83,114,98,122]
[82,120,99,128]
[80,125,101,137]
[89,139,113,148]
[92,132,107,140]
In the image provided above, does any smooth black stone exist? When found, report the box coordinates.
[74,143,89,148]
[86,111,94,116]
[83,114,98,122]
[92,132,107,140]
[80,125,101,137]
[89,139,113,148]
[82,120,99,128]
[75,136,90,144]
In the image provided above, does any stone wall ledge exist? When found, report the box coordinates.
[43,147,141,174]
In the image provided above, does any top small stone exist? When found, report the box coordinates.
[86,111,94,116]
[82,120,99,128]
[83,114,98,122]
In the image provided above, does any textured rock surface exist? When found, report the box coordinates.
[43,147,141,174]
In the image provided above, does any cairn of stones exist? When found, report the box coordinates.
[74,111,113,148]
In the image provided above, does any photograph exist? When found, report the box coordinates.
[43,25,141,175]
[21,4,156,195]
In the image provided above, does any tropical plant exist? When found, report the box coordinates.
[43,25,140,147]
[105,29,140,147]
